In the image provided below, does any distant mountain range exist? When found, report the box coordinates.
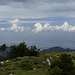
[0,46,75,56]
[40,46,75,52]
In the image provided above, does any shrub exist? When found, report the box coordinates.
[33,58,42,65]
[46,54,75,75]
[19,59,33,70]
[47,66,62,75]
[20,62,33,70]
[72,56,75,60]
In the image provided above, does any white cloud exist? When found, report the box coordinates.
[0,28,5,31]
[1,20,75,33]
[7,24,24,32]
[33,22,75,33]
[0,19,31,32]
[43,23,50,30]
[7,19,24,32]
[8,19,20,24]
[32,23,43,33]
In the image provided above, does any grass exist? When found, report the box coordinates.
[0,51,75,75]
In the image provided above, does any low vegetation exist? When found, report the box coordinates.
[0,42,75,75]
[46,54,75,75]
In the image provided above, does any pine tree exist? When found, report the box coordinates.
[0,44,8,56]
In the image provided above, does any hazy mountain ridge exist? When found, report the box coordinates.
[40,46,75,52]
[0,46,75,56]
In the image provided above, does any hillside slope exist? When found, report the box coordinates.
[0,51,75,75]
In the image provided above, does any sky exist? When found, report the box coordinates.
[0,0,75,49]
[0,0,75,18]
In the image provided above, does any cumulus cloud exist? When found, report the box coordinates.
[7,19,24,32]
[32,23,43,33]
[7,24,24,32]
[0,28,5,31]
[33,22,75,33]
[0,19,30,32]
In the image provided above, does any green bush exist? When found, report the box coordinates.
[72,56,75,60]
[46,54,75,75]
[33,58,42,65]
[20,62,33,70]
[5,66,16,70]
[47,66,62,75]
[19,59,33,70]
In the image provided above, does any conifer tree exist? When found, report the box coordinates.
[0,44,8,56]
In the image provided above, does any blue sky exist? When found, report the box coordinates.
[0,0,75,49]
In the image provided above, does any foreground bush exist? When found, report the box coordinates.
[47,66,62,75]
[46,54,75,75]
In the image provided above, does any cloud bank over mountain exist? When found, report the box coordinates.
[33,22,75,33]
[1,19,75,33]
[1,1,75,49]
[0,17,75,49]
